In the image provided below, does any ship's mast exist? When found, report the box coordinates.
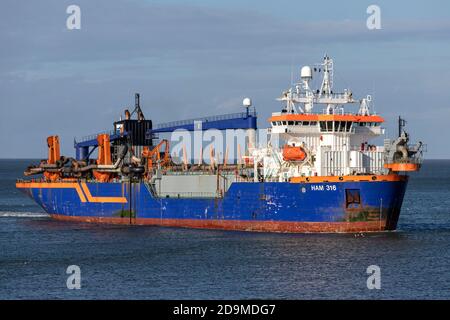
[318,55,334,114]
[318,55,333,97]
[278,55,356,115]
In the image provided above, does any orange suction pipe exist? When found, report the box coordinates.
[47,136,60,164]
[44,136,61,182]
[93,134,112,182]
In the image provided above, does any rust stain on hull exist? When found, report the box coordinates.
[50,214,388,233]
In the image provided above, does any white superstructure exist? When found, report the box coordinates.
[250,55,422,182]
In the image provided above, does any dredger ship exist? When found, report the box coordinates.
[16,56,424,233]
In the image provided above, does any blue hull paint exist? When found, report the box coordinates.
[20,179,408,230]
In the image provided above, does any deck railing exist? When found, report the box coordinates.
[155,109,257,130]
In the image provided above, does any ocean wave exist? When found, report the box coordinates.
[0,211,49,218]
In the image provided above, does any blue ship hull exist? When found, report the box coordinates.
[16,176,408,233]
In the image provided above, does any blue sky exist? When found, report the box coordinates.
[1,0,449,158]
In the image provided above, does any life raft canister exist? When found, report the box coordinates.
[282,145,307,162]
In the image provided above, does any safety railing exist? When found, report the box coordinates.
[155,109,257,130]
[75,129,118,144]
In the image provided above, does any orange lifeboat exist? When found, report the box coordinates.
[282,145,307,162]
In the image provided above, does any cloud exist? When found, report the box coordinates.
[2,0,450,81]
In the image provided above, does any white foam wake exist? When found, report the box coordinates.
[0,211,49,218]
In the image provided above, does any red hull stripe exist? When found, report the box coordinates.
[50,214,388,233]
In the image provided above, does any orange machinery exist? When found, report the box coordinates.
[93,134,113,182]
[384,162,420,172]
[43,135,62,182]
[142,139,170,174]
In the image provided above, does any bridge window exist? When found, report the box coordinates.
[320,121,354,132]
[334,121,340,132]
[320,121,331,132]
[320,121,335,132]
[320,121,325,131]
[327,121,333,132]
[335,121,349,132]
[358,122,380,127]
[288,121,294,125]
